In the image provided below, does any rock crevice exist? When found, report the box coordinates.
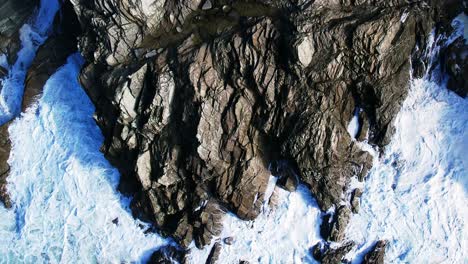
[67,0,467,257]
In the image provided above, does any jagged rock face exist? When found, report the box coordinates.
[321,205,352,242]
[0,121,11,208]
[312,240,355,264]
[362,240,387,264]
[70,0,457,249]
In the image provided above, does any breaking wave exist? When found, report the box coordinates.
[0,54,168,263]
[345,16,468,263]
[0,0,60,125]
[189,182,322,264]
[0,1,465,263]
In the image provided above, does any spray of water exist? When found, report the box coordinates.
[345,15,468,263]
[0,0,59,125]
[0,54,169,263]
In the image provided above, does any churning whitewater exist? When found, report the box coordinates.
[346,76,468,264]
[345,17,468,263]
[188,181,322,264]
[0,0,59,125]
[0,1,466,263]
[0,54,168,263]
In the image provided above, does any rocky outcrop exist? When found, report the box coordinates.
[0,121,12,208]
[321,205,352,242]
[312,241,355,264]
[350,188,363,213]
[362,240,387,264]
[69,0,464,254]
[433,12,468,98]
[442,36,468,97]
[205,242,222,264]
[0,0,40,208]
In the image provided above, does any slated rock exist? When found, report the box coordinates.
[297,36,313,66]
[194,199,225,248]
[0,66,6,77]
[23,0,80,111]
[271,160,299,192]
[68,0,466,249]
[350,188,363,213]
[362,240,387,264]
[0,122,12,208]
[206,242,222,264]
[321,205,352,242]
[312,241,355,264]
[201,0,212,10]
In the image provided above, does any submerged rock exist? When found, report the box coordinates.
[223,236,234,245]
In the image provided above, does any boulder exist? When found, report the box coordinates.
[311,241,355,264]
[362,240,387,264]
[351,188,363,213]
[148,245,187,264]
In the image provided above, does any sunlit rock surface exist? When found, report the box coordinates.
[0,0,466,263]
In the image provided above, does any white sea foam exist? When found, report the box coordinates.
[345,66,468,264]
[1,2,466,263]
[0,0,59,125]
[0,54,168,263]
[347,108,360,139]
[189,183,322,264]
[344,16,468,263]
[0,54,7,69]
